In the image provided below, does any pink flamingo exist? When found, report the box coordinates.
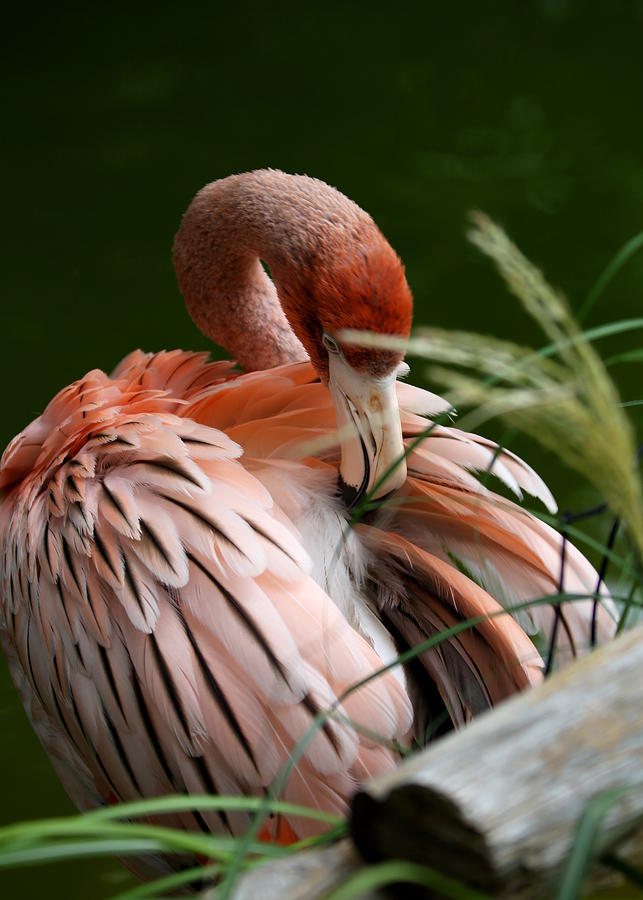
[0,170,614,849]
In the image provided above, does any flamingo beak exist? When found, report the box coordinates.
[327,352,407,508]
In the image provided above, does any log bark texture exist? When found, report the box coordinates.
[351,623,643,897]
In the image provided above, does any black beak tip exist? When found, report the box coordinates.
[338,476,397,510]
[338,475,363,509]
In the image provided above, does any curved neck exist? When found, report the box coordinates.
[173,172,309,372]
[174,169,398,377]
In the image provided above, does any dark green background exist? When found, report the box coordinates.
[1,2,642,897]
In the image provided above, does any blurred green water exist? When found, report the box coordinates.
[1,1,642,896]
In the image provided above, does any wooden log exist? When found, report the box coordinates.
[351,623,643,897]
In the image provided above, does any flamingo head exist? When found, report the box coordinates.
[275,224,413,508]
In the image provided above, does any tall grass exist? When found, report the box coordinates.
[1,218,642,898]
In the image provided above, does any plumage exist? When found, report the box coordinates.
[0,171,615,873]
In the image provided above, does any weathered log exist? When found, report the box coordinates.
[351,623,643,897]
[208,625,643,898]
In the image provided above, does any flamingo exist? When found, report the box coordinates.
[0,170,615,854]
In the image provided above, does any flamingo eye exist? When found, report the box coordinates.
[322,333,341,355]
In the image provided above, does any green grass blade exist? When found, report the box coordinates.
[578,231,643,323]
[522,508,636,575]
[287,822,348,852]
[324,859,491,900]
[605,348,643,368]
[111,862,221,899]
[555,785,638,900]
[82,794,343,826]
[616,580,641,635]
[336,591,626,702]
[487,318,643,373]
[0,839,163,868]
[0,819,286,865]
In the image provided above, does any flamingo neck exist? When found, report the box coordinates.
[173,172,311,372]
[174,168,403,377]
